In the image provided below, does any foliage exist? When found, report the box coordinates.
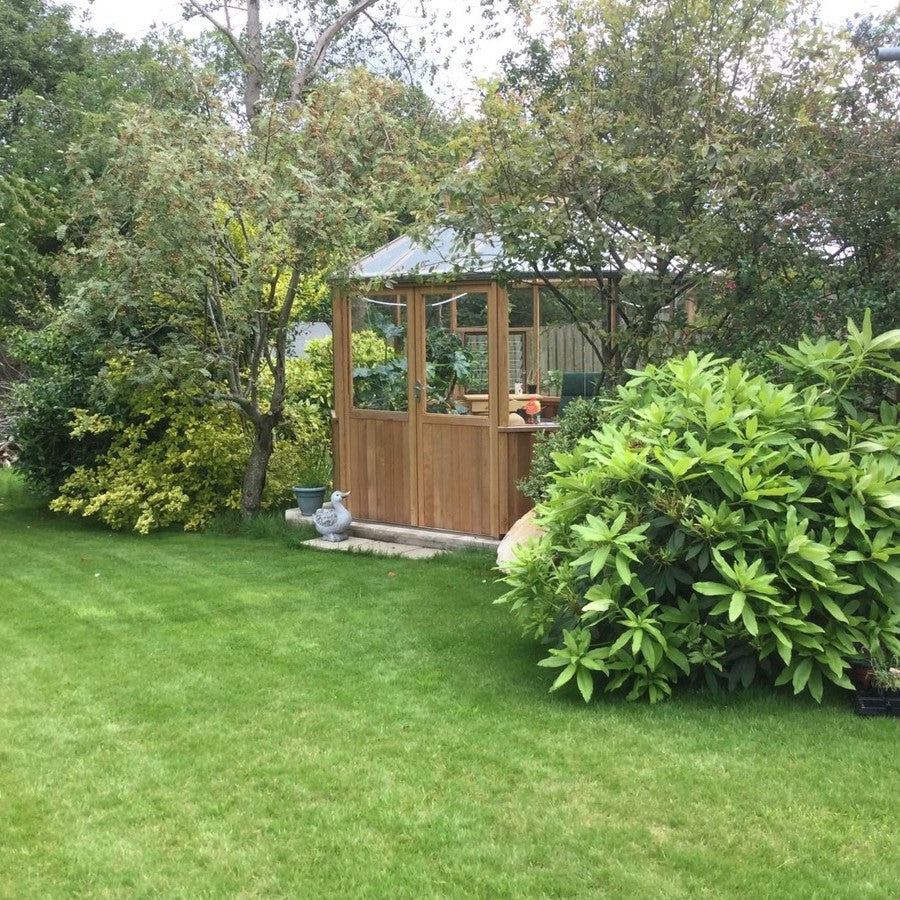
[9,317,112,490]
[289,325,478,415]
[42,67,443,517]
[48,381,248,533]
[499,313,900,703]
[286,338,336,411]
[287,329,403,411]
[12,316,328,530]
[444,0,898,379]
[870,660,900,693]
[695,11,900,364]
[184,0,438,123]
[517,396,609,503]
[288,451,333,489]
[424,327,475,412]
[354,352,408,411]
[41,357,325,533]
[0,0,205,327]
[352,340,407,412]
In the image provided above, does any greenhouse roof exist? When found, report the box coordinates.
[350,227,625,282]
[351,228,503,280]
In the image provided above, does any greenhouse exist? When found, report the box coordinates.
[331,229,622,537]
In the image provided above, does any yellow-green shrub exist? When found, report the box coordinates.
[50,387,247,532]
[49,369,327,532]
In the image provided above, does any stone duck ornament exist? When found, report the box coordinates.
[313,490,352,542]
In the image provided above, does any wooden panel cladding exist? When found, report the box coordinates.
[501,430,538,533]
[330,412,341,496]
[419,421,492,535]
[346,415,412,526]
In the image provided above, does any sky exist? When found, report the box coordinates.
[63,0,521,104]
[65,0,900,40]
[62,0,899,102]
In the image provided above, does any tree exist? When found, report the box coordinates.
[0,0,88,324]
[444,0,882,379]
[184,0,422,123]
[0,0,205,327]
[0,0,207,437]
[696,9,900,365]
[51,70,445,517]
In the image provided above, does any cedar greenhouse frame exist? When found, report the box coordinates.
[331,229,625,538]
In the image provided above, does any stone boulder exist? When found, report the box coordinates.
[496,508,545,573]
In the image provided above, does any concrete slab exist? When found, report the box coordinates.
[285,507,500,553]
[350,520,499,552]
[301,536,444,559]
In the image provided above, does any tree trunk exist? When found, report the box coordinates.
[244,0,263,121]
[241,415,275,517]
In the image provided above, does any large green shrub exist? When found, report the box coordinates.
[499,314,900,702]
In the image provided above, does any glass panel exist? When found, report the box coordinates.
[424,290,489,415]
[508,332,527,391]
[455,292,489,328]
[537,283,610,421]
[461,332,489,393]
[350,293,408,411]
[507,287,534,327]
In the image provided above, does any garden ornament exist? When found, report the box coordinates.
[313,490,352,542]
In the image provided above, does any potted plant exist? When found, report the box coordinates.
[292,454,332,516]
[848,655,876,690]
[541,369,562,396]
[854,659,900,717]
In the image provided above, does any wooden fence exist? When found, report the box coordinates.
[539,323,605,376]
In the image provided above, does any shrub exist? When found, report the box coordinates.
[48,378,249,533]
[40,346,331,533]
[10,323,113,491]
[13,309,333,531]
[498,313,900,703]
[517,396,609,503]
[48,390,327,533]
[267,398,332,491]
[286,338,335,411]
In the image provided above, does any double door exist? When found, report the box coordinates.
[336,285,501,536]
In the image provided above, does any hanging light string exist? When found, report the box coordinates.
[360,292,469,308]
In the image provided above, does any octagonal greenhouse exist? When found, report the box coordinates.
[331,228,628,538]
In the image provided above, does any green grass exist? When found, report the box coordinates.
[1,470,898,898]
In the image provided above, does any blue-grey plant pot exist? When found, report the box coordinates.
[292,486,326,516]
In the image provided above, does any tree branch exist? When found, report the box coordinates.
[290,0,381,101]
[185,1,254,69]
[363,10,415,84]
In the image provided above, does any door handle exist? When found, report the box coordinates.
[414,380,422,404]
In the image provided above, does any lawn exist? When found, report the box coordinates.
[1,470,898,898]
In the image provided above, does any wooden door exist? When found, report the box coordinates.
[411,286,496,536]
[342,290,417,527]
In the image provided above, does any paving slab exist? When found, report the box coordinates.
[302,536,443,558]
[286,507,500,553]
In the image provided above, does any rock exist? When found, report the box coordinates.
[497,508,545,573]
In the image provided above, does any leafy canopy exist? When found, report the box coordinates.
[444,0,897,376]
